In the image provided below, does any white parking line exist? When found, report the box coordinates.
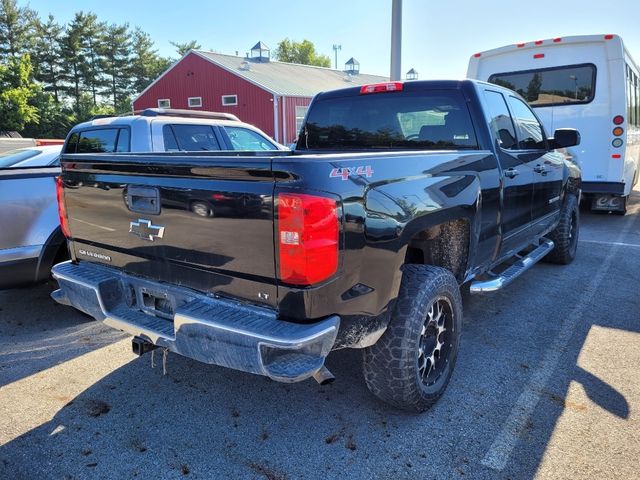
[579,239,640,248]
[481,212,639,471]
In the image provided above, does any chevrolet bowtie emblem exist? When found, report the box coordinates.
[129,219,165,241]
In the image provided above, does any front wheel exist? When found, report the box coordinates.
[545,193,579,264]
[362,265,463,412]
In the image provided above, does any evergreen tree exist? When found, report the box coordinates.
[0,0,36,60]
[32,14,63,102]
[59,14,86,110]
[131,27,171,95]
[100,23,132,109]
[79,12,107,106]
[170,40,201,57]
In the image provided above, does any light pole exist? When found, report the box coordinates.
[390,0,402,80]
[333,44,341,70]
[569,75,578,99]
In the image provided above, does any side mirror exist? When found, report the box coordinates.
[549,128,580,149]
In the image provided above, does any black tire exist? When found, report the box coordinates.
[362,265,463,412]
[545,194,579,264]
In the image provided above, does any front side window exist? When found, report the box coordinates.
[507,96,546,150]
[77,129,119,153]
[489,64,596,107]
[301,90,478,150]
[224,126,277,151]
[484,90,517,150]
[164,124,220,151]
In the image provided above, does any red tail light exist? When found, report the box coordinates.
[360,82,404,94]
[604,34,614,40]
[534,40,543,45]
[56,177,71,238]
[473,52,482,57]
[533,53,545,59]
[553,37,562,43]
[613,115,624,125]
[516,43,526,48]
[277,193,338,285]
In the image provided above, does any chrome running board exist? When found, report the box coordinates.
[470,239,555,293]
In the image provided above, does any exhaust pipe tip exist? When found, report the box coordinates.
[312,365,335,385]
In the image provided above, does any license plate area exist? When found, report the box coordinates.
[127,281,194,321]
[591,194,625,212]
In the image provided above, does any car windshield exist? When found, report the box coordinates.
[0,149,40,168]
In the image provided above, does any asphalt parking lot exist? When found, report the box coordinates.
[1,190,639,480]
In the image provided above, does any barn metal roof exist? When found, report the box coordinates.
[194,51,388,97]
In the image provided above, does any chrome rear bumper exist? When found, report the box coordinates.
[51,261,339,383]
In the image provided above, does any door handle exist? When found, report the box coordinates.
[534,164,548,174]
[504,168,519,179]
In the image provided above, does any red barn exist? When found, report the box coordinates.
[132,42,387,145]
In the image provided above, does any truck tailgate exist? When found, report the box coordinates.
[60,154,277,307]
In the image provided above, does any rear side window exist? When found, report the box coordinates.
[67,128,130,154]
[483,90,517,150]
[163,124,221,151]
[77,129,119,153]
[507,97,546,150]
[224,126,277,151]
[300,90,478,150]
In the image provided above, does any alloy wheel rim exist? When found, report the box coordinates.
[417,296,454,387]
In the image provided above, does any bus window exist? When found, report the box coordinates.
[489,64,596,107]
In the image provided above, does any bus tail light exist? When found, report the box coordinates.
[612,154,622,159]
[553,37,562,43]
[533,53,545,59]
[277,193,338,285]
[613,115,624,125]
[604,34,614,40]
[613,127,624,136]
[56,177,71,239]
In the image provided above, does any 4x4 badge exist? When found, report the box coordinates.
[129,219,165,241]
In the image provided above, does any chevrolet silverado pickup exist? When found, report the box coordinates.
[52,80,581,412]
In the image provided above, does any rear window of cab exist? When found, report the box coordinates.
[300,90,478,150]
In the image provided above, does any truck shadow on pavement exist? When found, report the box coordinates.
[0,284,125,389]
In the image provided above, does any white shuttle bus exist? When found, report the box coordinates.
[468,34,639,213]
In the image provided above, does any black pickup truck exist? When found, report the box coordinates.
[52,80,581,411]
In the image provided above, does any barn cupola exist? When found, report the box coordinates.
[250,41,270,62]
[344,57,360,74]
[406,68,418,80]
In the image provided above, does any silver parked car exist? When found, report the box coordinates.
[0,145,68,289]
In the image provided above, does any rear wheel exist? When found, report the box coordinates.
[362,265,462,412]
[545,194,579,264]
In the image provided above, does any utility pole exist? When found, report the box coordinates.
[333,44,342,70]
[390,0,402,80]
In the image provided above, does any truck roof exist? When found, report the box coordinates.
[316,79,481,100]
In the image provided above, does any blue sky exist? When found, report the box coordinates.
[25,0,640,78]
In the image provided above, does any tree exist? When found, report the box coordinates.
[79,12,107,106]
[274,39,331,67]
[59,14,86,110]
[100,23,132,109]
[0,0,36,60]
[23,89,73,138]
[0,54,39,131]
[32,14,63,102]
[131,27,171,95]
[170,40,201,57]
